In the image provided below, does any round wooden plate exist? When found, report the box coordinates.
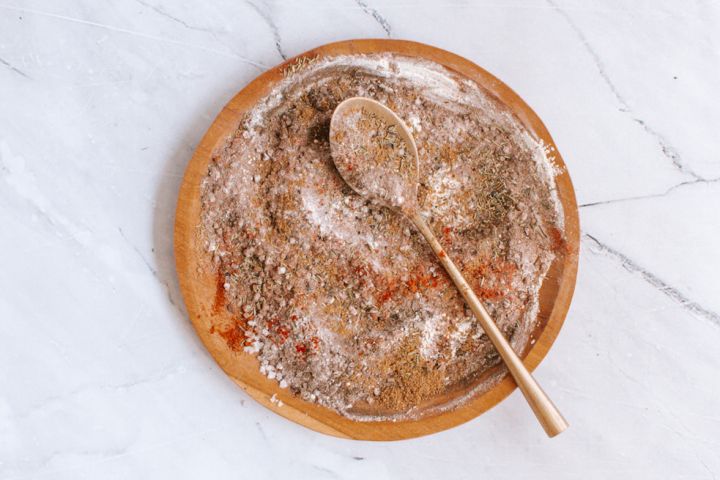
[174,39,579,440]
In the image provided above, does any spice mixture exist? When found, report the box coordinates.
[200,54,564,420]
[330,105,417,210]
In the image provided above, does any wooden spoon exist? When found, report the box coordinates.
[329,97,569,437]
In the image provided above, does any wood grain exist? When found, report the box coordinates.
[174,39,580,441]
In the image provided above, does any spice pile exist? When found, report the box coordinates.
[200,54,564,420]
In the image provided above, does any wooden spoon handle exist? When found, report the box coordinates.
[409,211,569,437]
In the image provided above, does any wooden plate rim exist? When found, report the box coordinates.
[174,39,579,441]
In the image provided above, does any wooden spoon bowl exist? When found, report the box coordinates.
[174,39,580,440]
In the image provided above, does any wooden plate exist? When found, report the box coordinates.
[174,39,579,440]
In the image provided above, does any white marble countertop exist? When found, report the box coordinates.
[1,1,719,478]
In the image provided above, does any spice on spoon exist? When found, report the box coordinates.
[330,105,417,210]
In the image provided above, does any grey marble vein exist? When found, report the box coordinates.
[584,233,720,326]
[117,227,184,312]
[579,176,720,208]
[0,4,268,69]
[354,0,392,37]
[12,365,189,420]
[118,227,158,277]
[0,56,31,79]
[631,117,703,180]
[246,0,287,60]
[698,457,717,480]
[13,444,131,480]
[546,0,703,180]
[311,464,342,479]
[546,0,627,107]
[134,0,218,33]
[0,149,83,245]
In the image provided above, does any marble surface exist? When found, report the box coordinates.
[1,0,719,478]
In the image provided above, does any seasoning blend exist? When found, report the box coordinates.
[330,103,418,211]
[200,54,564,421]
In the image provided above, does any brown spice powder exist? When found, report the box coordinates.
[372,335,445,412]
